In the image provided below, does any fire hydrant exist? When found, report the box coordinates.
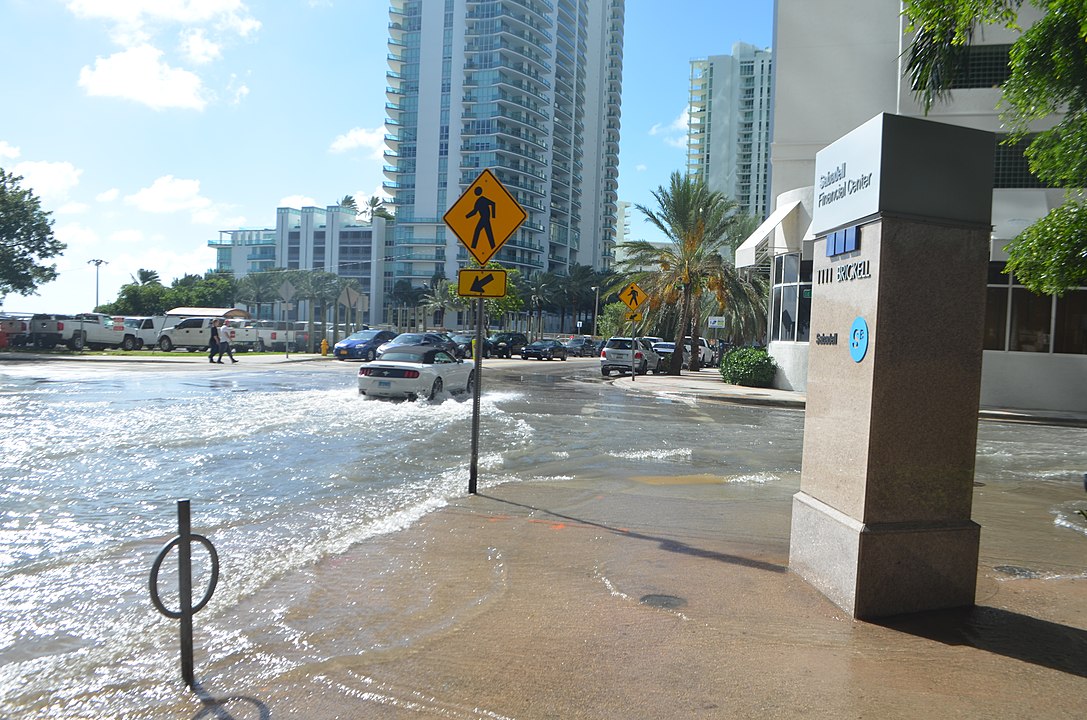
[320,338,329,356]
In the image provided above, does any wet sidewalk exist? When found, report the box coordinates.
[608,367,1087,427]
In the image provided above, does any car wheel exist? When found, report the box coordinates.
[637,360,648,375]
[365,348,376,362]
[68,333,85,351]
[122,336,136,351]
[561,352,567,361]
[159,337,173,352]
[428,377,443,400]
[465,370,476,395]
[255,338,266,353]
[601,367,610,377]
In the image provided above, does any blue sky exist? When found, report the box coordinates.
[0,0,773,313]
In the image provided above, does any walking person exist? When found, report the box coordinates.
[208,318,220,364]
[217,319,238,364]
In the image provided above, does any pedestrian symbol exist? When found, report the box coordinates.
[619,282,647,311]
[444,169,527,266]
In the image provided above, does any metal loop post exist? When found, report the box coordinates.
[149,499,219,688]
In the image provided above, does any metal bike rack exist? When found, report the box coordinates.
[149,499,219,688]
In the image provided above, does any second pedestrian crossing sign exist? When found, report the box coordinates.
[444,169,527,266]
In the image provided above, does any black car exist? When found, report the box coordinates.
[450,333,487,358]
[521,339,568,361]
[377,332,463,358]
[486,332,528,358]
[563,336,597,357]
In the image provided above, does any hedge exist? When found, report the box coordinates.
[719,347,777,387]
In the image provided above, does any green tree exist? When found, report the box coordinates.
[340,195,357,211]
[130,268,161,285]
[626,172,749,373]
[164,272,236,309]
[237,270,285,321]
[0,168,65,300]
[523,271,555,339]
[903,0,1087,293]
[98,282,168,316]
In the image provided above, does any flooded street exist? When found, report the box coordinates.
[1,357,1085,718]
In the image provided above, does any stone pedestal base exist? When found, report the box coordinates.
[789,492,980,619]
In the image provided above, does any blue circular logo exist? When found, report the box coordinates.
[849,317,869,363]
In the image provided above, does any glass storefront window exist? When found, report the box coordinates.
[1054,289,1087,354]
[984,287,1008,351]
[1009,287,1052,352]
[769,253,810,343]
[780,285,798,341]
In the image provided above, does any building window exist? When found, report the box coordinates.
[994,134,1047,189]
[985,261,1087,354]
[770,253,811,343]
[949,44,1011,89]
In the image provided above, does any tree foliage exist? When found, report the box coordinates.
[0,168,66,300]
[626,171,761,373]
[903,0,1087,293]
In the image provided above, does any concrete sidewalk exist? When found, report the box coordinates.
[608,366,1087,427]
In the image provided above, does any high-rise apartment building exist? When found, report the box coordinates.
[686,43,773,218]
[383,0,624,304]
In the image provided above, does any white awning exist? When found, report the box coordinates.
[735,200,802,269]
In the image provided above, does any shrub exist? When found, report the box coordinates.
[719,347,777,387]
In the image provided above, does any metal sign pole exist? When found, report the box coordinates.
[630,319,636,382]
[469,297,483,494]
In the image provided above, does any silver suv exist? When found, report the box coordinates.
[600,337,662,377]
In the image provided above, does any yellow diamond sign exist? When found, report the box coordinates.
[619,282,648,311]
[443,168,527,266]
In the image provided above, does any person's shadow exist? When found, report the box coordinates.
[189,680,271,720]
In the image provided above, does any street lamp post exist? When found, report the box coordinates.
[87,259,108,311]
[591,285,600,338]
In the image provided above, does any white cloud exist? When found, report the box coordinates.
[66,0,261,38]
[648,122,665,136]
[57,202,91,215]
[180,28,221,64]
[649,109,690,151]
[96,188,120,202]
[635,164,647,172]
[109,229,145,244]
[125,175,211,213]
[11,160,83,202]
[670,109,689,131]
[79,45,207,111]
[665,136,688,149]
[54,221,101,250]
[329,127,386,159]
[279,194,319,209]
[0,141,20,160]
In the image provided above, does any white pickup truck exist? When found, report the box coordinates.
[119,316,168,350]
[30,313,127,350]
[157,317,259,352]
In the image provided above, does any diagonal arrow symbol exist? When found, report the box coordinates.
[470,272,495,294]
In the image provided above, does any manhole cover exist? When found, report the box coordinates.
[639,594,687,609]
[994,565,1043,579]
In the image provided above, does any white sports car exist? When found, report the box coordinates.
[357,345,475,400]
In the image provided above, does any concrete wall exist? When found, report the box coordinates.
[981,352,1087,413]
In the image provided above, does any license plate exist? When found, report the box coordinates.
[378,380,391,388]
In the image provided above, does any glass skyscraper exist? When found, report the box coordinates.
[383,0,624,302]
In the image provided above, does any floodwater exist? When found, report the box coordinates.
[0,358,1084,718]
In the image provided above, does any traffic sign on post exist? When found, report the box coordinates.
[443,168,527,266]
[619,282,647,311]
[457,268,507,298]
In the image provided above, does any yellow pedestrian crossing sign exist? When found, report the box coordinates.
[619,282,647,311]
[443,168,527,266]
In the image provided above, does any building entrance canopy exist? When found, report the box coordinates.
[735,199,802,270]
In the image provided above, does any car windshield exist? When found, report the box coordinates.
[348,330,381,341]
[452,335,472,342]
[391,333,426,344]
[527,341,549,348]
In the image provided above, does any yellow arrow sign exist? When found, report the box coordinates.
[619,282,647,311]
[443,169,527,266]
[457,269,507,298]
[625,311,643,323]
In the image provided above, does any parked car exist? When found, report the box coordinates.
[121,316,168,350]
[522,339,569,361]
[0,315,32,347]
[600,337,663,377]
[652,341,690,368]
[486,331,528,358]
[377,332,462,358]
[450,333,487,358]
[684,336,714,366]
[563,336,597,357]
[333,329,398,361]
[357,345,475,401]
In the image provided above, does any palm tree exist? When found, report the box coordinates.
[420,278,459,329]
[130,268,161,285]
[236,270,283,321]
[362,195,385,221]
[340,195,358,212]
[626,171,748,374]
[523,271,555,339]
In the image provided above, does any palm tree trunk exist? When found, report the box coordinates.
[670,290,690,375]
